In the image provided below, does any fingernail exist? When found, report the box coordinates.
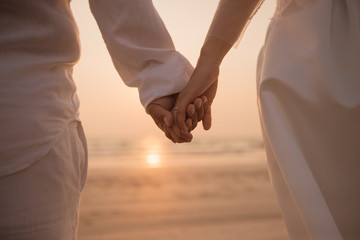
[197,102,202,108]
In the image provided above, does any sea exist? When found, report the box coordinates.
[87,136,266,169]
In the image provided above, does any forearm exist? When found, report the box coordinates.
[205,0,264,52]
[197,36,232,70]
[89,0,193,108]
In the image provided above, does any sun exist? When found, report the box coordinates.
[147,154,160,166]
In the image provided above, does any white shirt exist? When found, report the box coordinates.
[0,0,193,176]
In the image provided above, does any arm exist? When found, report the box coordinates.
[89,0,193,108]
[89,0,205,142]
[206,0,265,47]
[173,0,264,134]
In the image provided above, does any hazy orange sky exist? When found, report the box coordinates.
[70,0,276,141]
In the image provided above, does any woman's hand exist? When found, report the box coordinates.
[172,58,220,135]
[172,36,231,136]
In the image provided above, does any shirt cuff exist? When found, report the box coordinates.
[136,51,194,110]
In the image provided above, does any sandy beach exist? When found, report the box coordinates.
[77,147,289,240]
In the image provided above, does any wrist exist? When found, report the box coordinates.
[198,36,232,67]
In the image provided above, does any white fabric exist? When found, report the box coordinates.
[0,0,192,176]
[257,0,360,239]
[0,121,87,240]
[89,0,193,108]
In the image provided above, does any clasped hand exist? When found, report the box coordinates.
[147,94,208,143]
[147,55,219,143]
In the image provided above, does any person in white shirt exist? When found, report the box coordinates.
[0,0,207,239]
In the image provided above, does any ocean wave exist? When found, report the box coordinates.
[87,137,264,158]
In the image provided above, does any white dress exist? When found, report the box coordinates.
[257,0,360,239]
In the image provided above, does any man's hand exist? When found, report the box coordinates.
[147,94,207,143]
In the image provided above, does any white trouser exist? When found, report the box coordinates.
[0,121,88,240]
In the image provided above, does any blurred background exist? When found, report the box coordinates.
[70,1,289,239]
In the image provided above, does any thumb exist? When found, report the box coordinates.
[147,104,173,128]
[163,112,173,127]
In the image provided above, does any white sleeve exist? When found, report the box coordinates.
[89,0,193,108]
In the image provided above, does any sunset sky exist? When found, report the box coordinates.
[70,0,276,141]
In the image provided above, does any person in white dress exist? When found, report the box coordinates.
[173,0,360,239]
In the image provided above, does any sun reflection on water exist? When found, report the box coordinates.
[140,136,164,168]
[147,154,160,166]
